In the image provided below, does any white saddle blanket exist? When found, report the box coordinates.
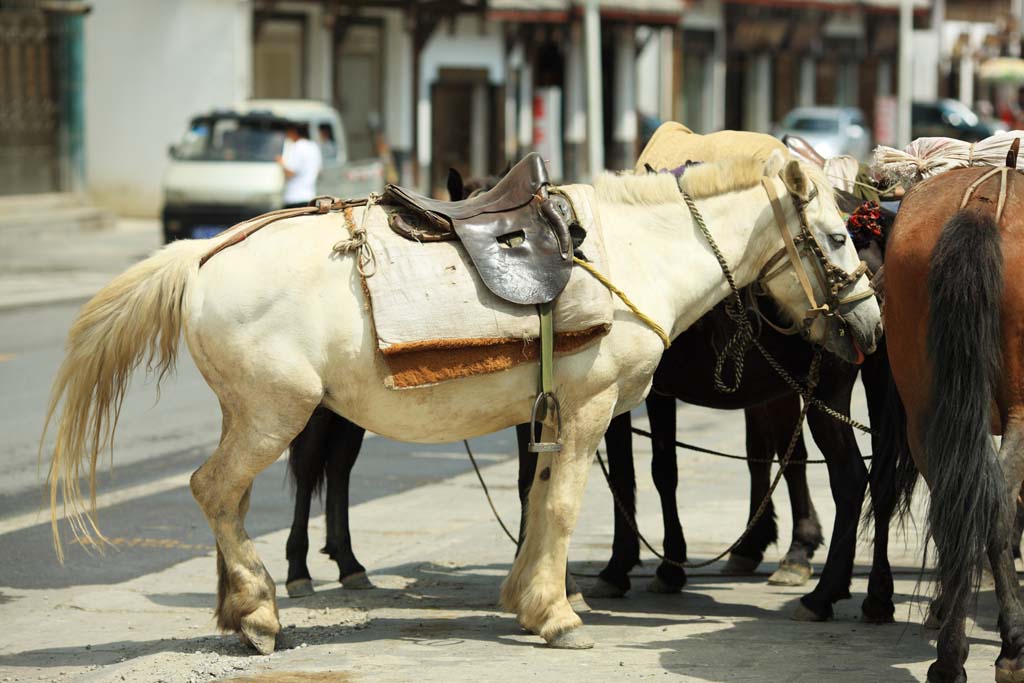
[363,184,613,355]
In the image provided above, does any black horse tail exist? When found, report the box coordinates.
[287,407,333,497]
[925,208,1005,628]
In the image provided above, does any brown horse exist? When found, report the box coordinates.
[884,165,1024,682]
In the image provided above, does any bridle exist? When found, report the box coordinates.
[753,177,874,338]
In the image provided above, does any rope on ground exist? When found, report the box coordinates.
[463,439,518,545]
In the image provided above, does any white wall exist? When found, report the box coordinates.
[85,0,251,216]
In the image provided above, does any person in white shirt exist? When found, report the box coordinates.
[276,124,322,208]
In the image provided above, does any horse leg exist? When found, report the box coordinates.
[861,351,899,624]
[721,405,777,576]
[285,408,333,598]
[794,380,868,622]
[590,411,640,599]
[191,394,317,654]
[324,415,372,588]
[285,475,316,598]
[993,418,1024,681]
[501,391,615,648]
[1014,485,1024,563]
[647,392,688,594]
[769,395,824,588]
[516,423,587,612]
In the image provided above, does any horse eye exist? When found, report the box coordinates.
[829,233,847,246]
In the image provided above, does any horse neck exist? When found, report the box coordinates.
[597,181,781,341]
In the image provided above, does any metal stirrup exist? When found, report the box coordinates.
[528,302,563,453]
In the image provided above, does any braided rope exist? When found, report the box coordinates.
[572,257,670,348]
[680,190,874,435]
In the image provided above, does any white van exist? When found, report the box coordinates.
[161,99,384,242]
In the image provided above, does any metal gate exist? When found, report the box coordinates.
[0,0,85,196]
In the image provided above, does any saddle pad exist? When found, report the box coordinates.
[636,122,789,173]
[361,184,613,389]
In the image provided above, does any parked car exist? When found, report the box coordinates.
[774,106,871,160]
[162,99,385,243]
[912,99,1005,142]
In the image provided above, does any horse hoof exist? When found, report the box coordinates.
[721,554,760,576]
[341,571,375,590]
[285,578,315,598]
[768,563,812,587]
[546,628,595,649]
[585,578,627,599]
[646,576,684,594]
[240,625,278,655]
[792,603,828,622]
[568,592,592,613]
[997,667,1024,683]
[860,595,895,624]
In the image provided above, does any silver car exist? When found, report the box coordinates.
[774,106,871,161]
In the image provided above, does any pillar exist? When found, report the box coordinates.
[958,54,975,108]
[564,24,586,181]
[612,25,637,170]
[583,0,604,179]
[470,82,488,178]
[385,11,414,184]
[798,56,816,107]
[744,52,771,133]
[517,49,533,156]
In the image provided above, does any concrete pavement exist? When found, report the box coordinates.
[0,217,159,311]
[0,385,1001,682]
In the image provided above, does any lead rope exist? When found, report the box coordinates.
[598,350,821,570]
[681,189,874,435]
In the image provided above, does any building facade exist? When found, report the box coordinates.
[9,0,1001,218]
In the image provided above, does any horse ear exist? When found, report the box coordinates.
[447,168,465,201]
[781,159,813,201]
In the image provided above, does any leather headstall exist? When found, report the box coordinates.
[756,177,873,336]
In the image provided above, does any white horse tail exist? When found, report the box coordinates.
[43,238,209,561]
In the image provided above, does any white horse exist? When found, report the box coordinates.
[44,153,880,654]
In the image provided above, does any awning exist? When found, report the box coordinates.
[979,57,1024,84]
[488,0,684,24]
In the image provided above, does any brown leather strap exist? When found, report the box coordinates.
[761,178,821,313]
[198,197,368,268]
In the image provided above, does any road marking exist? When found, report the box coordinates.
[0,470,193,537]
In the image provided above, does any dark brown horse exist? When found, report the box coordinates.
[883,166,1024,682]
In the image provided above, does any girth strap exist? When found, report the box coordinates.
[528,301,563,454]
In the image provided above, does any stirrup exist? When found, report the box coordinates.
[528,391,563,453]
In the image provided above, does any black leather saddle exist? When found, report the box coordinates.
[382,153,578,305]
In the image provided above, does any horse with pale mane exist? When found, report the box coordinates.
[42,152,880,654]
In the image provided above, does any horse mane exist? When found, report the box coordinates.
[678,155,777,199]
[592,172,683,206]
[593,155,831,207]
